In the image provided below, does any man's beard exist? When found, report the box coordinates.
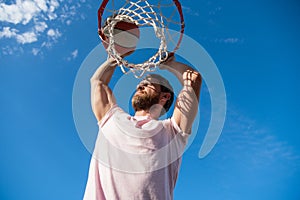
[132,92,160,112]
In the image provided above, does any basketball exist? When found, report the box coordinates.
[102,21,140,56]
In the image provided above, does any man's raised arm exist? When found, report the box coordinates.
[160,54,202,134]
[90,58,118,122]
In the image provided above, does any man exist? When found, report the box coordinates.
[84,54,202,200]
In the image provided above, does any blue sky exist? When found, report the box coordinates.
[1,0,300,199]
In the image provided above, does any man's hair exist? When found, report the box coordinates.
[144,74,174,114]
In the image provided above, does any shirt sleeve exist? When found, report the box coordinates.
[97,104,120,128]
[163,117,190,143]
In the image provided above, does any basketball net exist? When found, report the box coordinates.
[98,0,184,78]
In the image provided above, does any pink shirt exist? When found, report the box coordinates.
[84,106,189,200]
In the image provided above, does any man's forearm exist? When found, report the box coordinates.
[161,59,202,100]
[90,58,118,85]
[161,60,199,85]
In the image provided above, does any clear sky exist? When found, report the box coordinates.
[1,0,300,199]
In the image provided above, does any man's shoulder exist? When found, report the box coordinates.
[98,105,126,126]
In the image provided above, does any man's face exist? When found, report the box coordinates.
[132,78,162,112]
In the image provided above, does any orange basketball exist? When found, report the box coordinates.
[102,21,140,56]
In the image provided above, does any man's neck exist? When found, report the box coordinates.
[135,110,150,117]
[134,110,159,119]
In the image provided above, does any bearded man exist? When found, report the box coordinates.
[84,54,202,200]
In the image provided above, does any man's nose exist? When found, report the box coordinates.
[137,81,149,90]
[137,85,145,90]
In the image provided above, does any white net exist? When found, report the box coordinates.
[98,0,184,78]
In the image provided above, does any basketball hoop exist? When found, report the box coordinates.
[98,0,185,78]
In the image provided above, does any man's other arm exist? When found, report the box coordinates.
[160,55,202,134]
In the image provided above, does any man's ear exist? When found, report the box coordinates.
[160,93,171,104]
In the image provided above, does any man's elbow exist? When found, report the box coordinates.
[90,78,102,85]
[90,77,97,83]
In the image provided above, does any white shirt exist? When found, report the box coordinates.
[84,105,189,200]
